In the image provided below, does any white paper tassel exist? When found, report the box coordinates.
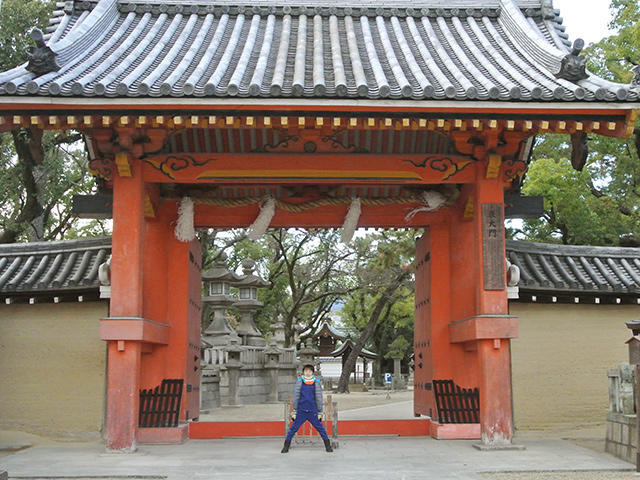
[405,191,447,221]
[175,197,196,242]
[341,197,361,243]
[247,196,276,241]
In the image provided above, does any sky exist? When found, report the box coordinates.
[552,0,614,45]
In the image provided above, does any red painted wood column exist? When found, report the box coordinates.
[473,172,516,446]
[104,157,145,451]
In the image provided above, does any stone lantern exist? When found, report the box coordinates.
[233,259,270,347]
[225,331,243,367]
[271,314,287,349]
[223,331,243,406]
[201,253,242,346]
[264,339,282,402]
[626,320,640,365]
[298,338,320,373]
[391,354,406,390]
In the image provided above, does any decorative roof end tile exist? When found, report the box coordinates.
[556,39,588,82]
[26,28,60,76]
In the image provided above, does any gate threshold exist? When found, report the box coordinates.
[189,419,480,440]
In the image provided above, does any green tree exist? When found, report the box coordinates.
[0,0,55,70]
[519,0,640,246]
[385,336,411,360]
[208,228,358,345]
[519,142,637,245]
[0,0,106,243]
[336,230,417,392]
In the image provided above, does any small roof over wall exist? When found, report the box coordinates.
[2,237,640,304]
[0,237,111,302]
[507,240,640,304]
[0,0,637,102]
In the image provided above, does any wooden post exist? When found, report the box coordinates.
[332,399,339,444]
[104,158,145,451]
[474,176,515,446]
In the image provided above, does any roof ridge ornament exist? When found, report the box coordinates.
[26,28,60,76]
[556,39,589,82]
[540,0,555,20]
[25,28,60,76]
[115,2,502,18]
[631,65,640,88]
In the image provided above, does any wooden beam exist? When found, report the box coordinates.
[504,195,544,218]
[192,200,451,228]
[141,153,478,184]
[72,194,113,219]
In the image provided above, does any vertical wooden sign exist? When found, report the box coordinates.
[482,203,505,290]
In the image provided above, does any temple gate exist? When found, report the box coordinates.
[0,0,637,451]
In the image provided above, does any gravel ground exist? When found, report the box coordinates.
[481,472,635,479]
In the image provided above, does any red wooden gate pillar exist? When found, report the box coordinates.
[101,157,145,451]
[448,173,518,446]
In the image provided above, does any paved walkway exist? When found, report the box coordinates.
[199,390,414,421]
[0,436,633,480]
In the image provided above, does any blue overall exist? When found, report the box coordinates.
[286,379,328,441]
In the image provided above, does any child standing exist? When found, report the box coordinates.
[281,364,333,453]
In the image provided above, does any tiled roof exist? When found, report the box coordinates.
[2,237,639,300]
[1,0,637,101]
[331,338,379,358]
[507,240,640,296]
[313,321,348,340]
[0,237,111,298]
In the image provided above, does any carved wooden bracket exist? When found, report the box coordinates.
[450,130,529,161]
[88,157,115,181]
[115,152,132,177]
[87,127,168,159]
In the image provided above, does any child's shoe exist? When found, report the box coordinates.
[281,440,291,453]
[323,438,333,452]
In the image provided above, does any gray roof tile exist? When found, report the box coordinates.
[0,237,111,297]
[507,240,640,296]
[2,236,639,299]
[1,0,637,101]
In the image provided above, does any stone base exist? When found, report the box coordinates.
[472,442,526,451]
[0,470,7,480]
[605,411,637,463]
[137,424,188,445]
[430,422,481,440]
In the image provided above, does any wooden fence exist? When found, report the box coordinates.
[139,379,184,428]
[433,379,479,424]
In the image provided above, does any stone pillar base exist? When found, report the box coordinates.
[472,442,526,451]
[429,422,480,440]
[137,424,188,445]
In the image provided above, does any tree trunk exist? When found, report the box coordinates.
[0,128,47,243]
[336,269,411,393]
